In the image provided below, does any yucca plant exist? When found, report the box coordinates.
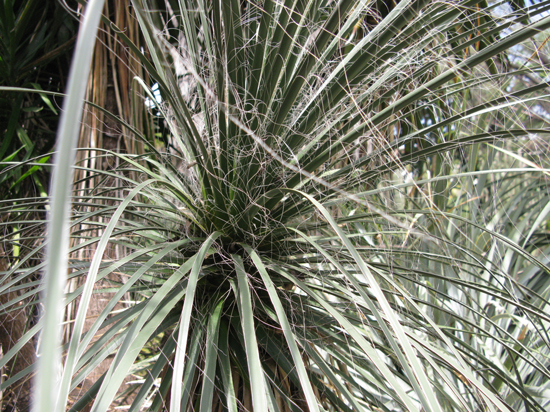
[2,0,550,411]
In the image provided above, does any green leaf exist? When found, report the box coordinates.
[34,1,107,411]
[170,232,221,412]
[233,254,268,412]
[245,246,321,412]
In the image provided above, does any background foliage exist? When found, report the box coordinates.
[2,0,550,411]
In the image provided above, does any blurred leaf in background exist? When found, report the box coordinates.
[0,1,76,410]
[0,0,76,198]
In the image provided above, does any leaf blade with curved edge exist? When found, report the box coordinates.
[217,318,238,412]
[232,254,268,412]
[170,232,221,412]
[285,189,445,412]
[58,179,158,412]
[268,265,419,411]
[74,241,191,364]
[88,246,202,412]
[34,1,106,411]
[199,298,224,412]
[178,323,205,411]
[245,246,321,412]
[90,283,189,412]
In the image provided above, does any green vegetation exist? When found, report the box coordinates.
[2,0,550,411]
